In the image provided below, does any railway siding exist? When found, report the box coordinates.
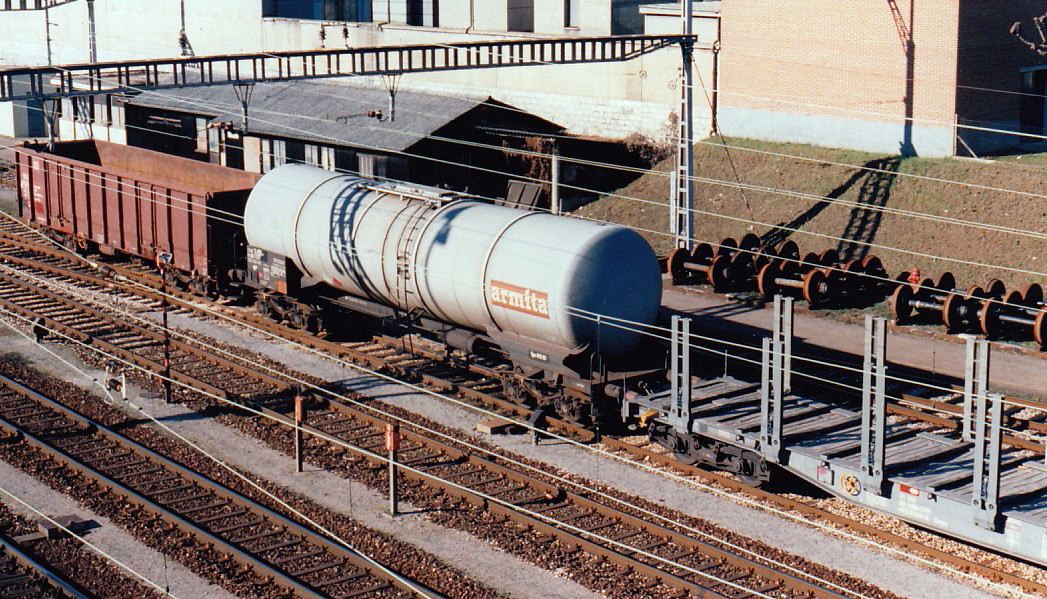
[0,217,1040,597]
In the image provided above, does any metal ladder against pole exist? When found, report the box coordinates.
[860,314,887,495]
[963,338,989,442]
[972,391,1003,530]
[670,0,695,251]
[669,314,692,432]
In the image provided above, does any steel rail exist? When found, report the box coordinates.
[0,531,91,599]
[0,35,699,102]
[0,225,1043,594]
[0,373,432,599]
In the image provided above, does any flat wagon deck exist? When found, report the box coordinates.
[627,302,1047,567]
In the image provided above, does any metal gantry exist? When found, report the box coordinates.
[0,34,698,102]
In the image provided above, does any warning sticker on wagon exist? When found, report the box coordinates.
[490,280,550,319]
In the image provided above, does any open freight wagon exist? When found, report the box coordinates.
[15,140,260,292]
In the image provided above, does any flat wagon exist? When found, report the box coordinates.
[15,140,260,293]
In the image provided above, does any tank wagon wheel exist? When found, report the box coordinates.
[289,306,326,336]
[553,395,590,426]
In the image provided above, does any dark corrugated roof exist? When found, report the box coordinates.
[127,80,490,152]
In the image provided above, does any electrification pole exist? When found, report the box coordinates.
[86,0,97,63]
[670,0,695,250]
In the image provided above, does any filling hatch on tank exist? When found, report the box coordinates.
[489,280,550,319]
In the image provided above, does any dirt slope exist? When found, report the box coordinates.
[575,138,1047,289]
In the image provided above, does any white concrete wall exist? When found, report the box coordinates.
[259,18,714,140]
[0,0,263,67]
[0,0,712,143]
[719,107,956,157]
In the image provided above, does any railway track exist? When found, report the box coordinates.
[0,218,1043,595]
[0,373,431,599]
[0,531,91,599]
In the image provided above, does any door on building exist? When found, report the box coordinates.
[507,0,534,32]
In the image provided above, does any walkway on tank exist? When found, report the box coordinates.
[662,285,1047,401]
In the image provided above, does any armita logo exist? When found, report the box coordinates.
[489,280,550,319]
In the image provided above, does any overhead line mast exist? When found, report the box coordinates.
[671,0,696,251]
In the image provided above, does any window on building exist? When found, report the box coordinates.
[285,140,306,164]
[304,143,321,166]
[263,0,371,22]
[563,0,578,28]
[406,0,438,26]
[507,0,533,32]
[195,118,209,154]
[260,138,287,173]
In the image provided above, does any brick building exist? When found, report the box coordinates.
[718,0,1047,156]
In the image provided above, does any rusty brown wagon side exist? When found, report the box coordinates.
[14,140,261,292]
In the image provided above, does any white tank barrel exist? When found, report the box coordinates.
[244,164,662,356]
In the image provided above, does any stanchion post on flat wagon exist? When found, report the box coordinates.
[386,423,400,516]
[963,338,989,443]
[294,394,305,473]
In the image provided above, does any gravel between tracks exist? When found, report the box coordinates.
[0,483,174,599]
[0,356,507,599]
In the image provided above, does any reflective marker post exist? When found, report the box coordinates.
[294,395,305,473]
[386,423,400,516]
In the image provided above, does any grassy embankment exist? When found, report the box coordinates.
[575,137,1047,290]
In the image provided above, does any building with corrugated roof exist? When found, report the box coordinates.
[122,79,567,199]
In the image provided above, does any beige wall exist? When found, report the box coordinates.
[719,0,960,155]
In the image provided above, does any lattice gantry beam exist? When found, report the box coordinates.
[0,34,699,102]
